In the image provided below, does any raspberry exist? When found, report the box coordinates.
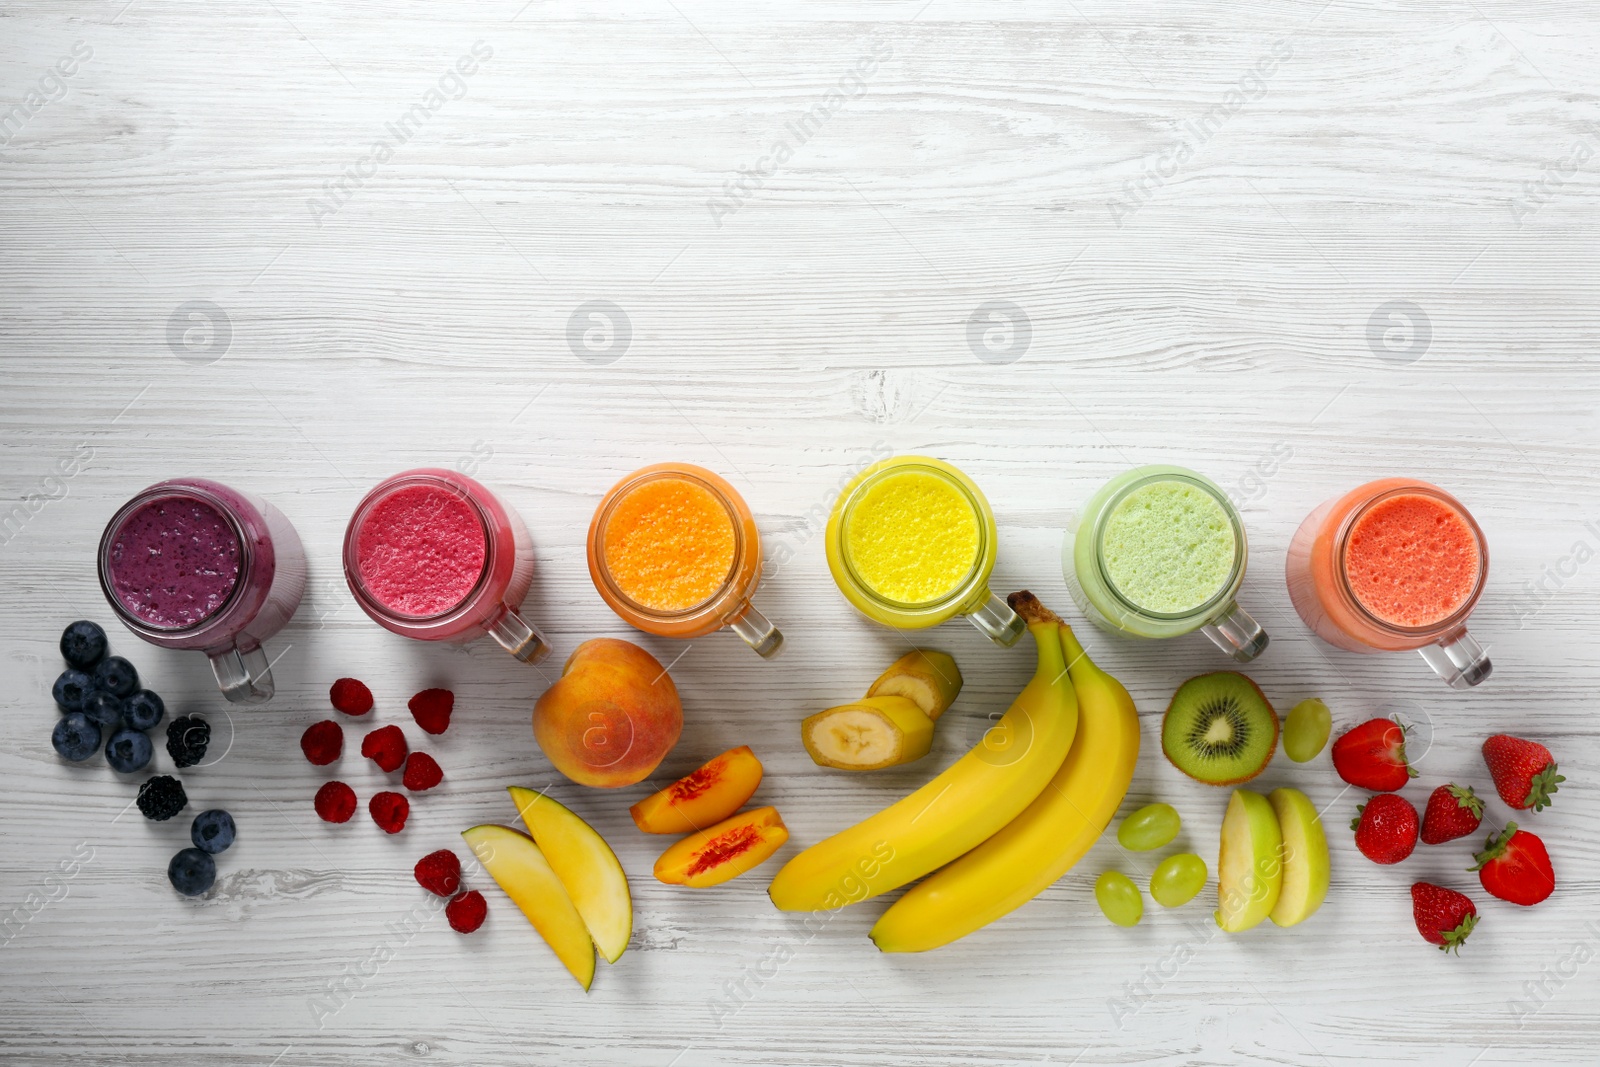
[300,720,344,766]
[137,775,188,822]
[402,752,444,791]
[408,688,455,735]
[413,849,462,897]
[329,678,374,716]
[446,890,487,933]
[360,725,407,772]
[314,781,358,823]
[369,791,410,834]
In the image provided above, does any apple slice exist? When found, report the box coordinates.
[508,787,632,964]
[1214,789,1283,933]
[1268,787,1329,927]
[462,824,595,991]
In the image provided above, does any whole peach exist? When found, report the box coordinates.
[533,638,683,787]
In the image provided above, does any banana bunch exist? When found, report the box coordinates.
[767,592,1079,911]
[767,591,1143,951]
[871,622,1141,951]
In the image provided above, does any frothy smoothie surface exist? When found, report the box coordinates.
[603,477,736,612]
[108,496,242,629]
[1345,493,1480,628]
[356,485,487,617]
[845,471,980,605]
[1101,480,1236,614]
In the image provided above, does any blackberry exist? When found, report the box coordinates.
[165,716,210,768]
[137,775,188,821]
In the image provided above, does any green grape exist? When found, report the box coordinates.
[1149,853,1208,908]
[1117,802,1181,851]
[1283,698,1332,763]
[1094,871,1143,927]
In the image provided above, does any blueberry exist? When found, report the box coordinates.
[59,620,108,669]
[81,691,124,727]
[52,669,93,713]
[105,728,154,773]
[167,847,216,896]
[52,713,102,761]
[122,690,165,731]
[92,656,139,698]
[190,809,236,854]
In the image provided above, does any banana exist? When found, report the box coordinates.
[865,650,963,721]
[768,592,1078,912]
[801,696,935,771]
[870,622,1141,952]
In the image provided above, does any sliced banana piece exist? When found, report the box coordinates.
[802,696,934,771]
[866,650,963,722]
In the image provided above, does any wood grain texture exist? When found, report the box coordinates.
[3,1,1599,1064]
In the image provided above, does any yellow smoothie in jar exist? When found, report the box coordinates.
[845,472,981,604]
[828,457,1007,635]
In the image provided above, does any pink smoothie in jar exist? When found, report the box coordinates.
[343,469,549,663]
[354,483,488,617]
[99,479,306,704]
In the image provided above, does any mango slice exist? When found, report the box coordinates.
[653,806,788,887]
[630,745,764,835]
[508,788,632,963]
[462,824,596,990]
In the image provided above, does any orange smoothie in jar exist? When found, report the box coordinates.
[601,476,737,613]
[1343,492,1481,628]
[588,464,782,656]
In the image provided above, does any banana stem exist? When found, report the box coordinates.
[1007,590,1061,626]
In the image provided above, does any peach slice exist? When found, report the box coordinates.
[653,806,788,888]
[630,745,764,835]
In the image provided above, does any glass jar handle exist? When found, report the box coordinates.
[488,605,552,665]
[1201,601,1270,662]
[727,601,783,658]
[208,643,276,704]
[966,590,1025,647]
[1417,627,1492,689]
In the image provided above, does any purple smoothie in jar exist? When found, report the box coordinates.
[106,495,243,630]
[99,479,305,704]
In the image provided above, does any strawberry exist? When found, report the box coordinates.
[1331,717,1417,792]
[1420,784,1484,845]
[408,688,455,735]
[413,849,462,897]
[1482,734,1562,812]
[1350,793,1418,864]
[1410,882,1478,954]
[1472,823,1555,906]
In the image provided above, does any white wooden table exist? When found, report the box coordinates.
[4,2,1598,1064]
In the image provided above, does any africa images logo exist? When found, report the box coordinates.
[307,41,494,227]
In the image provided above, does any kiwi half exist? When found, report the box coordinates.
[1162,672,1278,785]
